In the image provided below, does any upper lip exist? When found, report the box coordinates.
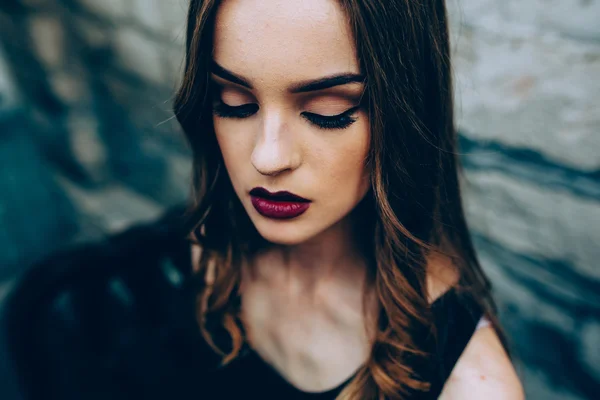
[250,187,310,203]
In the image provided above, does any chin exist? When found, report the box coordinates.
[250,217,319,246]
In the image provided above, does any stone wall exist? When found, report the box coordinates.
[0,0,191,279]
[446,1,600,399]
[0,1,598,399]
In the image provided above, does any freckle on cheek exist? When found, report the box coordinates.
[480,375,486,381]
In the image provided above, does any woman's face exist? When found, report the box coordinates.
[212,0,370,246]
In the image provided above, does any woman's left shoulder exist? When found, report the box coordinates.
[438,325,525,400]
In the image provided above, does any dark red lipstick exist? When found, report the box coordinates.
[250,187,311,219]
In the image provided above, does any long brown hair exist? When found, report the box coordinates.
[174,1,503,398]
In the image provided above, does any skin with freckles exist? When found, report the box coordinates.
[212,0,370,247]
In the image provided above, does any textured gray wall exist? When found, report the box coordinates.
[0,1,598,399]
[446,2,600,399]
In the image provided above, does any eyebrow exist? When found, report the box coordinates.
[210,61,365,93]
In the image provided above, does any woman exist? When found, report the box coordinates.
[5,0,524,399]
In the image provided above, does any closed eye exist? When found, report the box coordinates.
[212,101,259,118]
[302,106,359,130]
[212,100,359,131]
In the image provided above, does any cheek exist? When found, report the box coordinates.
[214,120,231,158]
[315,121,370,193]
[213,120,251,174]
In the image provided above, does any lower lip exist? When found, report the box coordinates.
[251,196,310,219]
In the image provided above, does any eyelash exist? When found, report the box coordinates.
[212,101,359,130]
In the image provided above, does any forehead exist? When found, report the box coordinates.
[213,0,359,85]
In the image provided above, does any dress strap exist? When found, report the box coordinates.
[426,289,485,398]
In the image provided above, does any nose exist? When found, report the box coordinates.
[251,111,301,176]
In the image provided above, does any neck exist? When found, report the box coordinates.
[250,208,372,295]
[283,216,363,285]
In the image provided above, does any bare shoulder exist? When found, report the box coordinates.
[439,326,525,400]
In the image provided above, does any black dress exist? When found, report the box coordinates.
[3,207,484,400]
